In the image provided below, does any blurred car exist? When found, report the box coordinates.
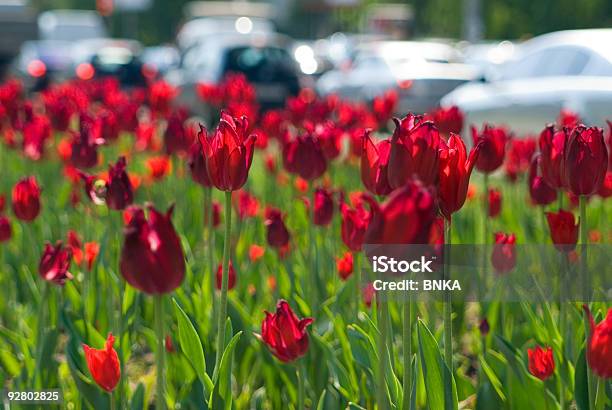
[142,45,180,77]
[316,41,478,114]
[441,29,612,134]
[38,9,108,42]
[177,16,275,51]
[0,0,37,73]
[12,40,74,90]
[71,39,147,87]
[166,32,300,118]
[459,40,516,80]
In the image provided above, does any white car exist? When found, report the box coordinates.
[316,41,479,114]
[441,29,612,134]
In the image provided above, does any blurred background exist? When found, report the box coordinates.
[1,0,611,133]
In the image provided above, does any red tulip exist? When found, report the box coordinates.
[361,131,393,195]
[472,124,509,174]
[438,134,482,220]
[264,207,290,249]
[120,205,185,294]
[362,283,376,307]
[165,335,175,353]
[39,241,72,286]
[528,345,555,381]
[528,155,557,206]
[583,305,612,379]
[313,187,334,226]
[164,109,194,155]
[545,210,579,252]
[429,105,464,135]
[491,232,516,274]
[388,114,440,188]
[71,113,103,169]
[12,176,41,222]
[0,194,5,213]
[561,125,608,196]
[201,113,256,191]
[148,80,178,116]
[336,251,354,280]
[372,89,398,126]
[233,190,259,220]
[146,156,171,181]
[488,188,502,218]
[83,333,121,392]
[558,109,580,128]
[67,230,83,265]
[504,138,536,182]
[315,121,343,160]
[598,171,612,198]
[283,133,327,180]
[340,193,373,251]
[106,157,133,210]
[259,300,313,362]
[188,127,212,187]
[204,201,221,229]
[0,216,11,242]
[364,180,437,245]
[539,125,567,189]
[98,108,119,142]
[216,260,236,290]
[249,244,265,262]
[84,242,99,271]
[22,111,51,161]
[479,318,490,336]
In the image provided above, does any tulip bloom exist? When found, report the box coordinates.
[364,181,437,245]
[259,300,313,362]
[598,171,612,198]
[545,210,579,252]
[71,114,103,169]
[388,115,440,188]
[106,157,133,210]
[491,232,516,274]
[362,283,376,307]
[438,134,482,220]
[561,125,608,196]
[233,190,259,220]
[372,89,398,126]
[188,129,212,187]
[39,241,72,286]
[528,155,557,206]
[488,188,502,218]
[146,156,172,181]
[249,244,265,262]
[429,105,464,135]
[472,125,508,174]
[264,207,290,249]
[539,125,567,189]
[340,193,373,251]
[216,260,236,290]
[83,333,121,392]
[361,131,393,195]
[313,187,334,226]
[0,216,11,242]
[12,177,41,222]
[120,205,185,294]
[336,251,354,280]
[202,113,256,191]
[528,345,555,381]
[505,138,536,182]
[283,133,327,180]
[583,305,612,379]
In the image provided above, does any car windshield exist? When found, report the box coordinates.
[223,46,296,82]
[500,46,592,80]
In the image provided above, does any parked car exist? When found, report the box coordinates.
[12,40,74,90]
[316,41,478,114]
[166,32,301,119]
[441,29,612,134]
[142,45,181,78]
[38,9,107,42]
[0,0,37,73]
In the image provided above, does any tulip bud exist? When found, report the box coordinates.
[336,251,354,281]
[282,133,327,181]
[429,105,464,135]
[249,244,265,262]
[583,305,612,379]
[362,283,376,308]
[234,190,259,220]
[83,333,121,392]
[361,131,393,195]
[538,125,567,189]
[491,232,516,274]
[258,300,313,362]
[528,345,555,381]
[264,207,290,249]
[39,241,72,286]
[479,318,490,336]
[106,157,133,210]
[528,155,557,206]
[12,176,41,222]
[488,188,502,218]
[188,127,212,187]
[0,216,11,243]
[313,187,334,226]
[340,193,373,252]
[70,113,102,169]
[215,260,236,291]
[472,124,509,174]
[545,210,579,252]
[561,125,608,196]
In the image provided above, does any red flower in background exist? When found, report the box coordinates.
[216,260,236,290]
[98,108,119,142]
[71,114,103,169]
[505,138,536,182]
[164,109,195,155]
[388,114,440,188]
[364,180,437,245]
[264,207,290,249]
[283,133,327,180]
[0,216,11,242]
[249,244,265,262]
[583,305,612,379]
[362,283,376,307]
[528,345,555,381]
[340,193,373,251]
[314,121,343,160]
[539,125,567,189]
[120,205,185,294]
[106,157,134,210]
[472,124,509,174]
[82,333,120,392]
[336,251,353,280]
[361,131,393,196]
[22,106,51,161]
[148,80,178,116]
[438,134,482,220]
[313,187,334,226]
[561,125,608,196]
[372,89,398,126]
[545,210,578,252]
[488,188,502,218]
[39,241,72,286]
[429,105,464,135]
[84,242,100,271]
[598,171,612,198]
[12,176,41,222]
[146,156,171,181]
[528,155,557,206]
[234,190,259,220]
[491,232,516,274]
[188,126,212,187]
[67,230,83,265]
[259,300,313,362]
[202,113,256,191]
[0,194,5,213]
[558,109,580,128]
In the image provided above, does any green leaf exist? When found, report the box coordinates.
[130,383,145,410]
[172,298,213,396]
[417,319,458,410]
[575,347,589,410]
[209,331,242,410]
[479,356,506,402]
[316,389,327,410]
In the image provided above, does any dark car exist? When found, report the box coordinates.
[12,40,74,91]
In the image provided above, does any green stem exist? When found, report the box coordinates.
[354,252,362,317]
[579,196,595,410]
[443,218,453,410]
[110,391,116,410]
[214,191,233,377]
[402,289,412,410]
[154,295,166,410]
[297,360,305,410]
[309,188,318,316]
[377,300,390,410]
[35,282,50,388]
